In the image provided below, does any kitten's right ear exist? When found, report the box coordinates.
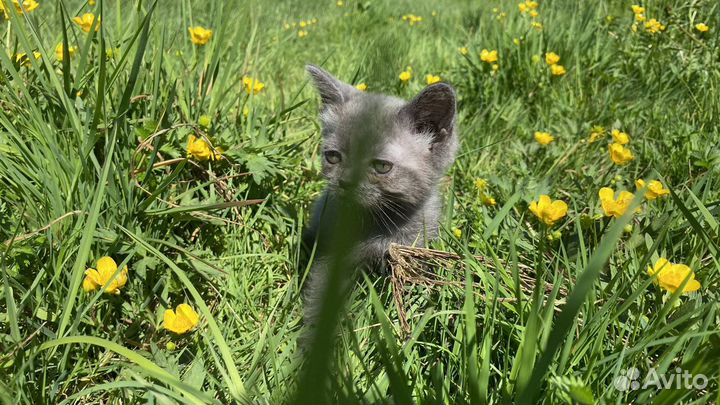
[306,64,354,109]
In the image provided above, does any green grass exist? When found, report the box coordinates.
[1,0,719,403]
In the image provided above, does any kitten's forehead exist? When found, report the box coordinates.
[322,93,411,150]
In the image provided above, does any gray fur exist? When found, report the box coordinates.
[303,64,458,322]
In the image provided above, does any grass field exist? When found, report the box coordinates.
[1,0,720,403]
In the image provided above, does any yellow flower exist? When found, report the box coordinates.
[611,129,630,145]
[530,10,539,18]
[187,135,222,161]
[14,52,41,67]
[545,52,560,65]
[1,0,39,18]
[83,256,129,294]
[550,64,566,76]
[608,143,634,165]
[480,49,498,63]
[458,47,469,55]
[474,178,488,190]
[534,131,554,145]
[529,195,568,226]
[164,304,200,334]
[355,83,368,91]
[336,0,343,6]
[452,227,462,238]
[598,187,636,218]
[635,179,670,200]
[588,125,605,143]
[402,14,423,25]
[513,37,521,46]
[695,23,709,33]
[481,194,497,206]
[531,21,543,30]
[425,74,441,85]
[644,19,665,34]
[524,0,539,9]
[242,76,265,95]
[635,13,646,22]
[73,13,100,33]
[299,20,307,28]
[188,26,212,45]
[297,30,308,38]
[55,43,77,61]
[492,64,499,72]
[399,70,412,82]
[631,5,645,15]
[531,54,541,64]
[647,258,701,294]
[89,0,95,4]
[518,3,528,13]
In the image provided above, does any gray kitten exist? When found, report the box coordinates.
[303,65,458,322]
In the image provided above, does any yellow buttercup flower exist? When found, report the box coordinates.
[550,64,566,76]
[631,5,645,15]
[531,21,543,30]
[534,131,554,145]
[635,13,646,22]
[242,76,265,95]
[355,83,367,91]
[425,74,441,85]
[401,14,423,25]
[647,258,701,294]
[452,227,462,238]
[164,304,200,334]
[83,256,129,294]
[588,125,605,143]
[524,0,539,9]
[1,0,39,18]
[15,52,41,67]
[644,18,665,34]
[480,49,498,63]
[635,179,670,200]
[189,26,212,45]
[187,135,222,161]
[73,13,100,33]
[55,43,77,61]
[545,52,560,65]
[89,0,95,4]
[695,23,709,33]
[297,30,308,38]
[518,3,528,13]
[529,10,539,18]
[458,47,469,56]
[608,143,634,165]
[399,70,412,82]
[481,194,497,206]
[529,195,568,226]
[598,187,636,218]
[611,129,630,145]
[474,178,488,190]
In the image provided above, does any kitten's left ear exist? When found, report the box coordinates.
[306,64,357,110]
[401,83,456,142]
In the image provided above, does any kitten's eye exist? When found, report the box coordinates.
[372,159,394,174]
[324,150,341,164]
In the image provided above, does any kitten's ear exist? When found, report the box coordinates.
[401,83,456,141]
[306,64,355,109]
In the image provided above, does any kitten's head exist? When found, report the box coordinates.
[307,64,458,213]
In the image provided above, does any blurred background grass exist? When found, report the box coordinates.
[1,0,719,403]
